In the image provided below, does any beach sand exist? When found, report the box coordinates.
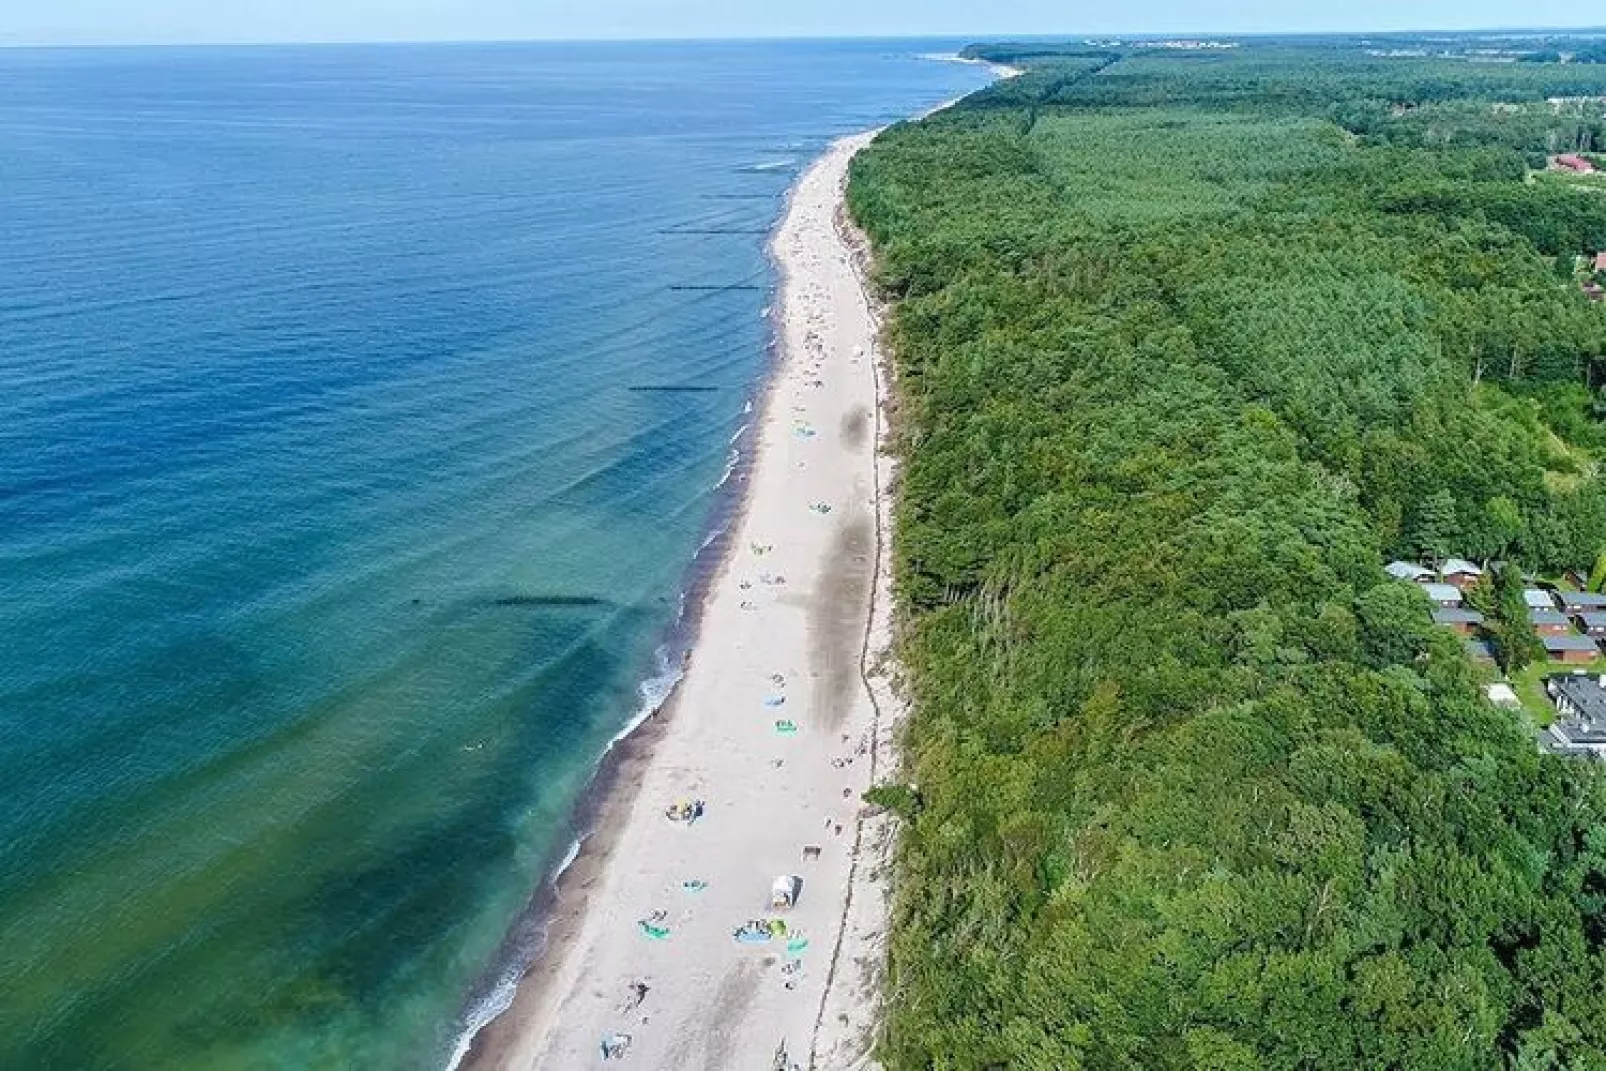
[462,130,903,1070]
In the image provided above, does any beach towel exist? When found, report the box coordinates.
[734,919,774,943]
[774,720,798,735]
[763,696,786,708]
[638,921,670,940]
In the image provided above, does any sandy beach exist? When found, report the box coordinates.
[462,130,902,1070]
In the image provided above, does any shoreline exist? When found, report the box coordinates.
[453,56,1017,1070]
[445,375,775,1069]
[920,50,1024,81]
[459,130,895,1070]
[448,298,786,1071]
[456,60,1008,1063]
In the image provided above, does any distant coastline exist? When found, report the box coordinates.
[920,49,1025,79]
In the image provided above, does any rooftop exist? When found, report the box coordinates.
[1431,607,1484,624]
[1579,612,1606,630]
[1562,591,1606,609]
[1549,674,1606,745]
[1385,560,1433,581]
[1421,583,1463,603]
[1532,609,1571,626]
[1439,557,1482,576]
[1543,633,1598,653]
[1524,588,1559,610]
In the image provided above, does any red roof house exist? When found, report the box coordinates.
[1558,154,1597,173]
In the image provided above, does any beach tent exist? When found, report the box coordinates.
[771,874,802,909]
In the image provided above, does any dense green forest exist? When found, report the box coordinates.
[850,38,1606,1069]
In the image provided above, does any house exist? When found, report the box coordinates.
[1438,558,1484,589]
[1560,591,1606,613]
[1484,682,1521,709]
[1385,560,1435,582]
[1545,673,1606,755]
[1431,607,1485,635]
[1524,588,1559,611]
[1533,609,1574,635]
[1577,611,1606,637]
[1465,638,1498,664]
[1421,583,1464,607]
[1596,251,1606,272]
[1543,633,1599,664]
[1556,153,1596,173]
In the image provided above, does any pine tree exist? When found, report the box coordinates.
[1491,561,1544,673]
[1410,490,1459,565]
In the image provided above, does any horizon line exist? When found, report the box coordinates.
[4,25,1606,51]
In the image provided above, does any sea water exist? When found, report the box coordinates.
[0,40,989,1068]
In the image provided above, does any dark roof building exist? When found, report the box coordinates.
[1577,612,1606,636]
[1544,633,1599,663]
[1561,591,1606,612]
[1421,583,1463,607]
[1432,607,1484,635]
[1465,638,1497,663]
[1547,674,1606,755]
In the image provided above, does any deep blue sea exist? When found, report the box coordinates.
[0,40,989,1069]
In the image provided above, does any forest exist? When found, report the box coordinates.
[850,38,1606,1069]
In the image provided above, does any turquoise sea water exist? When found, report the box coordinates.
[0,41,989,1069]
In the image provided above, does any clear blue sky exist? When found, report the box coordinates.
[2,0,1602,47]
